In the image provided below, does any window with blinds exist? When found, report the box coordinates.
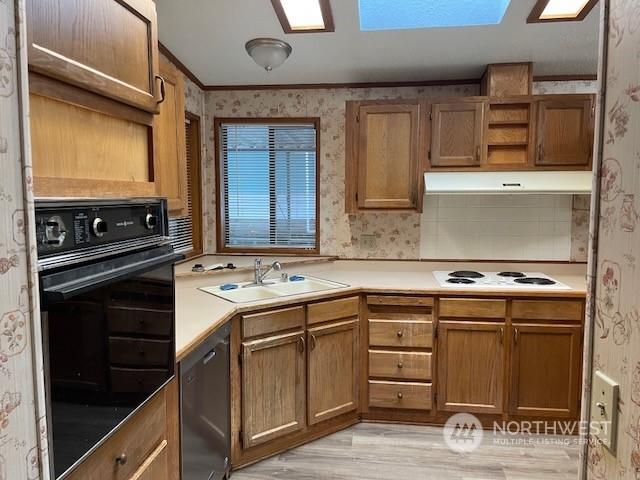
[218,121,318,252]
[169,115,202,255]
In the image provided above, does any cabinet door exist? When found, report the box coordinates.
[307,319,359,425]
[437,321,505,414]
[536,96,594,167]
[26,0,161,113]
[356,103,420,209]
[241,331,306,448]
[154,59,188,216]
[430,101,485,167]
[510,324,582,417]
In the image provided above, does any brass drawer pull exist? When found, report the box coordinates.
[397,362,404,369]
[397,392,403,399]
[115,453,127,466]
[397,330,404,338]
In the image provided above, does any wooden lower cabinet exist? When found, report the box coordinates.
[65,378,179,480]
[437,321,506,414]
[307,319,359,425]
[241,330,306,448]
[510,323,582,417]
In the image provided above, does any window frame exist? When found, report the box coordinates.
[214,117,321,255]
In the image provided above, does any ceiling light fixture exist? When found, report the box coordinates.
[527,0,598,23]
[245,38,292,72]
[271,0,335,33]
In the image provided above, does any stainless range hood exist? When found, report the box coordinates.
[424,171,593,195]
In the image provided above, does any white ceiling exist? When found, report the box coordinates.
[155,0,599,87]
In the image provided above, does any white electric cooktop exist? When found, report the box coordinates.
[432,270,571,290]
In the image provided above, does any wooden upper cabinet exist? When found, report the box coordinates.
[510,324,582,418]
[26,0,161,113]
[154,60,188,216]
[429,100,486,167]
[535,95,594,167]
[345,100,423,212]
[30,73,157,198]
[481,63,532,97]
[437,321,505,414]
[241,331,306,449]
[307,319,359,426]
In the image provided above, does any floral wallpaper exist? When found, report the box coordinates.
[587,0,640,479]
[0,1,48,479]
[203,82,594,259]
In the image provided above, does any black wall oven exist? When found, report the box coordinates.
[36,198,183,479]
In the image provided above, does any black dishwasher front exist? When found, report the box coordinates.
[180,322,231,480]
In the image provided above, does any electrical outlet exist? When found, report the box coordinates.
[360,234,377,249]
[591,370,619,454]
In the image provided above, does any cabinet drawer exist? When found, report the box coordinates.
[512,300,583,322]
[307,296,359,325]
[439,298,506,318]
[242,306,304,338]
[108,306,173,336]
[367,295,433,307]
[369,350,432,380]
[65,388,167,480]
[369,320,433,348]
[369,380,432,410]
[109,337,172,367]
[110,367,170,393]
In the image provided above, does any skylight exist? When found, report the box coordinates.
[358,0,512,31]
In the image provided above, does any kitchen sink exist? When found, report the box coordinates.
[199,275,349,303]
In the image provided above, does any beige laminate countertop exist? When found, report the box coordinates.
[175,259,587,362]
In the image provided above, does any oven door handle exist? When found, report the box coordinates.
[40,246,184,303]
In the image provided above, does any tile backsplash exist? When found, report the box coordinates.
[420,194,589,261]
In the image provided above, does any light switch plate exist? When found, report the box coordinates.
[591,370,619,453]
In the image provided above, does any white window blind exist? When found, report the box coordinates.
[169,118,196,253]
[219,122,317,250]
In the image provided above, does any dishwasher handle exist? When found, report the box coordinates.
[202,348,217,365]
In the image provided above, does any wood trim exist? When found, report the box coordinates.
[184,112,204,258]
[204,78,481,91]
[214,117,321,255]
[534,74,598,82]
[271,0,335,33]
[201,75,596,91]
[527,0,599,23]
[158,41,205,90]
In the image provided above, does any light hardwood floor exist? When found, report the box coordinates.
[232,423,580,480]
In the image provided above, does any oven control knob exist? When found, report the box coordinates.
[92,218,108,237]
[43,216,67,247]
[144,213,158,230]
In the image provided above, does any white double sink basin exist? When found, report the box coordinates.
[199,275,348,303]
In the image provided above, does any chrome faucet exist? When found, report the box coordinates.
[243,258,282,287]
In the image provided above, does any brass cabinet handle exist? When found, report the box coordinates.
[475,145,481,163]
[155,75,166,104]
[397,362,404,369]
[309,334,317,351]
[298,336,305,353]
[397,392,403,399]
[115,453,127,466]
[397,330,404,338]
[514,328,520,345]
[497,327,504,344]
